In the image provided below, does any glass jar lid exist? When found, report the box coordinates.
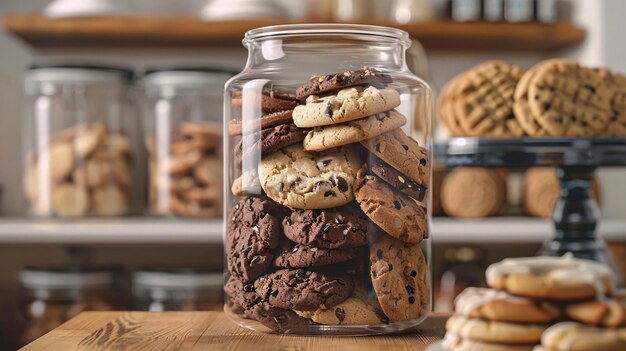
[26,63,135,84]
[243,23,412,47]
[19,267,119,290]
[143,67,237,88]
[133,268,223,291]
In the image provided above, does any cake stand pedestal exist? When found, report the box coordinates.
[435,137,626,282]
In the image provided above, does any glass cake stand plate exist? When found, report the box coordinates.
[435,137,626,283]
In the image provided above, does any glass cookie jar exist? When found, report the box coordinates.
[22,64,140,218]
[143,67,235,218]
[224,24,432,334]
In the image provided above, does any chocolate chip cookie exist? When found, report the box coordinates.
[226,196,286,282]
[360,128,429,187]
[231,89,299,114]
[234,123,306,168]
[369,235,429,322]
[254,269,354,311]
[354,170,428,244]
[228,110,294,136]
[273,241,362,268]
[225,276,313,330]
[368,154,426,201]
[296,67,392,100]
[282,207,370,249]
[259,144,362,209]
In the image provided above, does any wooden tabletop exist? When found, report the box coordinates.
[21,311,447,351]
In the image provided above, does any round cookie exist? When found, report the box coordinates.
[513,61,560,136]
[282,207,370,249]
[486,254,615,301]
[254,269,354,311]
[293,86,401,128]
[360,127,429,187]
[303,110,407,151]
[450,61,525,137]
[439,76,469,136]
[295,297,388,325]
[225,276,313,330]
[234,123,306,168]
[226,196,286,282]
[539,322,626,351]
[455,287,560,324]
[296,66,393,100]
[446,315,546,345]
[228,110,294,136]
[527,60,612,136]
[441,168,507,218]
[565,300,626,328]
[369,235,429,322]
[74,121,107,157]
[273,241,361,268]
[258,144,362,209]
[231,89,298,114]
[368,154,426,201]
[354,170,428,243]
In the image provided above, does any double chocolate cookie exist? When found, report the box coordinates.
[226,196,286,282]
[255,269,354,311]
[296,67,393,100]
[231,89,298,114]
[282,207,370,249]
[228,110,294,136]
[234,123,306,168]
[273,241,362,268]
[369,154,426,202]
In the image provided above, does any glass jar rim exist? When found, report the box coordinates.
[244,23,411,47]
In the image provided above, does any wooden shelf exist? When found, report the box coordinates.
[2,13,585,51]
[0,217,623,244]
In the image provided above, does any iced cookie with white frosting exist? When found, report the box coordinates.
[486,254,615,301]
[535,322,626,351]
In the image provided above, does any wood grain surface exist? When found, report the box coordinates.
[2,14,585,52]
[21,311,447,351]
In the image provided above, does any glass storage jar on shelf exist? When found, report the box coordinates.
[18,267,123,346]
[22,64,140,218]
[224,24,432,334]
[143,67,235,218]
[132,268,223,311]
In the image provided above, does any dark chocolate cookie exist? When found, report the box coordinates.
[369,154,427,201]
[226,196,286,282]
[228,110,294,136]
[225,276,313,330]
[273,241,361,268]
[234,123,307,169]
[255,269,354,311]
[282,207,370,249]
[231,90,299,114]
[296,67,393,100]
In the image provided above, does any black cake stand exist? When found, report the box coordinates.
[434,137,626,281]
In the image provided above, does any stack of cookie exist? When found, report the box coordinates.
[441,254,626,351]
[225,67,430,330]
[439,59,626,138]
[24,121,133,217]
[147,121,222,218]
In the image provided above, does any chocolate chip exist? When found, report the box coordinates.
[402,144,409,151]
[250,256,261,264]
[409,296,416,304]
[291,245,300,253]
[410,270,417,277]
[241,246,252,255]
[315,181,330,191]
[375,143,382,153]
[377,249,383,259]
[244,283,255,292]
[296,270,309,278]
[322,223,331,232]
[286,218,292,226]
[334,218,342,224]
[252,296,262,304]
[335,308,346,322]
[335,177,349,192]
[393,201,402,209]
[419,158,427,166]
[276,182,284,192]
[388,263,393,271]
[271,290,279,297]
[406,285,415,294]
[324,190,336,197]
[351,225,361,232]
[325,101,333,116]
[321,159,332,167]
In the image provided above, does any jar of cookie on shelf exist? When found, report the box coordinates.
[22,64,140,218]
[224,24,432,334]
[143,67,235,218]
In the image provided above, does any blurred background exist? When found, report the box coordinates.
[0,0,625,349]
